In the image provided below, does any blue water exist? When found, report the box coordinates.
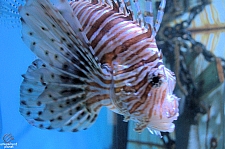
[1,0,225,149]
[0,26,113,149]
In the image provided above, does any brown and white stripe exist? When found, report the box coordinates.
[19,0,178,133]
[70,0,164,113]
[69,0,178,133]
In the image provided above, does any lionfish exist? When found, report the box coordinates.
[19,0,179,135]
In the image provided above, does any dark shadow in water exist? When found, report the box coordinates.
[112,115,128,149]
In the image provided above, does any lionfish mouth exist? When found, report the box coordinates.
[147,94,179,134]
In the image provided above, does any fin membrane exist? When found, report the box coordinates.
[19,0,104,132]
[20,59,100,131]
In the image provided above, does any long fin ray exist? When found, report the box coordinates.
[19,0,101,76]
[19,0,109,131]
[52,0,93,51]
[20,59,103,131]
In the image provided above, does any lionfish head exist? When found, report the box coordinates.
[144,66,179,134]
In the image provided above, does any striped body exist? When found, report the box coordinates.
[70,1,178,132]
[19,0,179,135]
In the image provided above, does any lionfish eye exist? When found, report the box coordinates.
[152,76,160,84]
[149,75,162,87]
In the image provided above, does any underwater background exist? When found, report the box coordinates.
[0,15,114,149]
[1,0,225,149]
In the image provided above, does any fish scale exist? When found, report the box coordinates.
[19,0,179,135]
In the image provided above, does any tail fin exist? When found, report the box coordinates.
[20,59,100,131]
[19,0,110,132]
